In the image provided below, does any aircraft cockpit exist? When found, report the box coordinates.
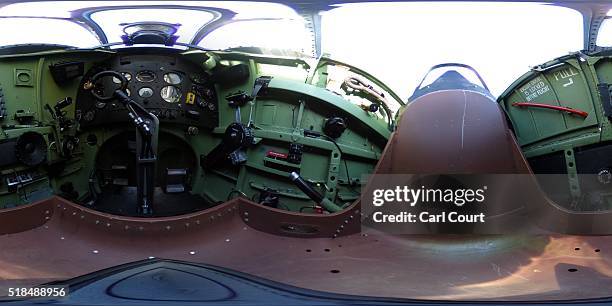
[0,5,402,218]
[1,1,612,303]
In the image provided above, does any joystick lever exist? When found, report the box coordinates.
[90,71,159,215]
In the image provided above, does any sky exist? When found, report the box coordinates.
[0,1,599,100]
[320,2,585,99]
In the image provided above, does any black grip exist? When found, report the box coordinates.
[289,172,324,203]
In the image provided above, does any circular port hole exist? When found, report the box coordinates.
[17,72,31,82]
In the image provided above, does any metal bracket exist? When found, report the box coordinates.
[324,149,341,203]
[565,148,582,209]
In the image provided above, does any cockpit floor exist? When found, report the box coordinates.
[91,187,213,217]
[0,197,611,302]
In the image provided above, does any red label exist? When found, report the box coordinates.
[266,151,288,159]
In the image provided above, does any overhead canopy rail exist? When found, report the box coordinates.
[0,1,313,55]
[0,0,610,56]
[559,2,612,53]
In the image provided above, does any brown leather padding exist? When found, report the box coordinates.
[373,90,612,234]
[391,90,520,174]
[367,90,528,234]
[0,196,611,301]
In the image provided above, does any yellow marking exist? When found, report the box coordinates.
[186,92,196,105]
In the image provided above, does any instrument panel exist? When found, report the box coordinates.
[76,54,219,129]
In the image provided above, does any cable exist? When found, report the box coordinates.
[343,75,393,126]
[226,189,248,201]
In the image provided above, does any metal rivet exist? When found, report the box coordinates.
[60,237,65,240]
[244,212,249,216]
[189,251,196,255]
[225,238,230,242]
[244,218,249,222]
[45,210,50,215]
[148,256,155,259]
[92,250,99,254]
[165,226,171,231]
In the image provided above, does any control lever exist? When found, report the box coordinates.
[201,122,252,169]
[114,90,158,216]
[289,172,342,213]
[200,77,272,170]
[234,101,242,123]
[45,97,73,132]
[90,71,159,215]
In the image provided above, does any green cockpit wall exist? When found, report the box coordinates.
[0,46,401,216]
[498,51,612,212]
[0,0,610,217]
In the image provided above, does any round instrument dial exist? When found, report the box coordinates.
[136,70,156,82]
[112,72,132,84]
[138,87,154,98]
[163,72,182,85]
[161,85,182,103]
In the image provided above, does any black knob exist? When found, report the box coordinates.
[323,117,347,139]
